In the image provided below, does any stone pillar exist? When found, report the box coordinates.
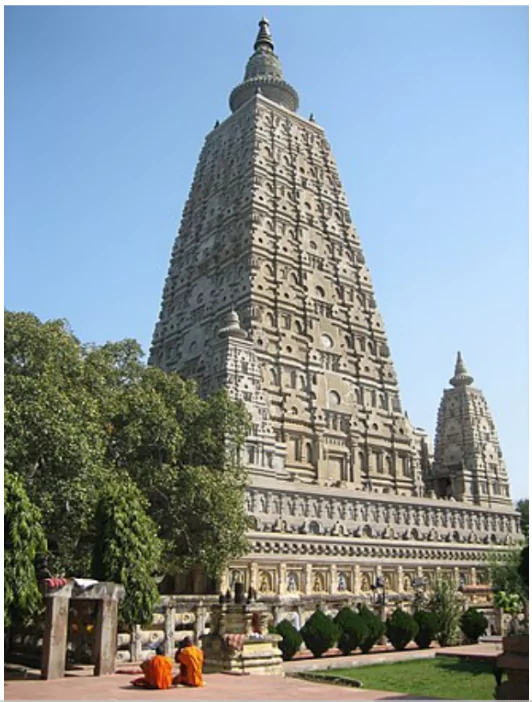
[279,563,287,595]
[354,564,361,595]
[41,594,70,680]
[194,605,209,645]
[93,598,119,676]
[397,565,404,594]
[471,567,477,586]
[250,562,259,591]
[164,606,176,659]
[131,625,143,662]
[330,564,337,595]
[219,568,229,594]
[304,563,313,595]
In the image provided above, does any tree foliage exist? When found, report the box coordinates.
[92,478,162,627]
[427,577,462,647]
[4,470,47,628]
[489,548,527,602]
[4,310,251,612]
[516,498,529,540]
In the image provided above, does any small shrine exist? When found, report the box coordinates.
[202,584,283,675]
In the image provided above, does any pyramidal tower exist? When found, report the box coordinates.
[150,20,519,597]
[430,352,512,507]
[150,18,428,495]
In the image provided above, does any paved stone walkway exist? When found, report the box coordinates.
[4,672,436,701]
[4,643,500,700]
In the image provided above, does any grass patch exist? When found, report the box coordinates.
[314,657,496,700]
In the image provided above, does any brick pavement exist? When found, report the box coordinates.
[4,643,499,700]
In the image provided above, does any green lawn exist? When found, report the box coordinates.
[316,657,496,700]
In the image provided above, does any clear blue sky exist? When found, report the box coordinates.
[5,6,529,499]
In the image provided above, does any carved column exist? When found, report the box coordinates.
[397,565,404,594]
[354,564,361,595]
[330,564,337,595]
[304,563,313,595]
[279,563,287,595]
[219,568,229,594]
[250,562,259,591]
[471,567,477,586]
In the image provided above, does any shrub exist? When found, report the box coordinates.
[386,608,419,651]
[357,604,386,654]
[428,576,462,647]
[275,619,303,661]
[300,609,339,658]
[460,607,488,643]
[413,610,438,649]
[334,607,368,655]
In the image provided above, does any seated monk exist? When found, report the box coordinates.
[173,636,204,687]
[131,645,173,689]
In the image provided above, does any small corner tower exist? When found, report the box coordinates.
[431,352,513,507]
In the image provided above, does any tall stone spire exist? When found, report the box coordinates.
[450,351,474,387]
[229,17,299,113]
[430,352,512,507]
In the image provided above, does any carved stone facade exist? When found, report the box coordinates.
[428,352,512,507]
[150,19,520,594]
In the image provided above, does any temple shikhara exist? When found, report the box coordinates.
[149,19,520,597]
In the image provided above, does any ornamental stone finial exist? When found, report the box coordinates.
[449,351,474,387]
[229,18,299,113]
[254,16,274,52]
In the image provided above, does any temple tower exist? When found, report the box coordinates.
[149,17,520,599]
[430,352,513,507]
[150,18,429,495]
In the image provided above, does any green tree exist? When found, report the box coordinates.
[427,577,463,647]
[92,478,162,627]
[4,470,47,628]
[4,312,108,573]
[489,548,527,602]
[5,310,251,586]
[516,498,529,540]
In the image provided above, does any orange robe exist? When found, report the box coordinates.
[174,646,204,687]
[132,655,174,689]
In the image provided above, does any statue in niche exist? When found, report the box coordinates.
[259,573,272,594]
[230,570,244,586]
[313,573,325,593]
[287,572,298,593]
[403,575,412,592]
[337,572,349,592]
[360,574,371,592]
